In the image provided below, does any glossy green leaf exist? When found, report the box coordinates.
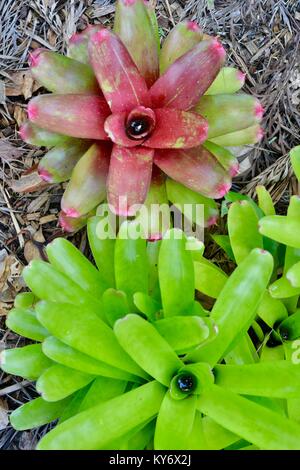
[154,316,212,355]
[114,314,182,386]
[14,292,37,308]
[46,237,109,299]
[87,216,116,287]
[256,185,275,216]
[0,344,52,380]
[259,216,300,248]
[205,67,245,95]
[224,334,258,365]
[58,385,92,423]
[102,288,130,327]
[133,292,161,320]
[36,364,94,401]
[166,178,219,228]
[278,310,300,341]
[211,234,235,262]
[269,275,300,299]
[290,146,300,182]
[6,307,49,342]
[214,361,300,398]
[158,229,195,317]
[115,221,149,311]
[194,261,228,298]
[147,240,161,299]
[201,416,238,450]
[10,396,70,431]
[22,260,102,312]
[257,291,288,328]
[42,336,136,381]
[287,262,300,288]
[154,392,197,450]
[186,249,273,366]
[36,301,146,379]
[228,201,263,264]
[37,381,166,450]
[197,384,300,449]
[79,376,127,412]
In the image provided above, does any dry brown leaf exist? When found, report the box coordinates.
[0,399,9,431]
[24,240,44,263]
[5,71,40,99]
[13,106,27,127]
[10,165,49,193]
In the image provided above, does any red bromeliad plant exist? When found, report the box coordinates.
[20,0,264,234]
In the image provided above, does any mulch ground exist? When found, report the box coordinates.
[0,0,299,449]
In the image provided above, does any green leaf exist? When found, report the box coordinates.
[278,309,300,341]
[10,396,71,431]
[158,229,195,317]
[37,381,166,450]
[114,314,183,386]
[46,237,109,298]
[194,261,228,298]
[257,291,288,328]
[290,146,300,182]
[154,392,197,450]
[154,316,212,355]
[36,301,146,379]
[0,344,52,380]
[6,307,49,342]
[186,249,273,366]
[259,216,300,248]
[22,260,102,314]
[42,336,136,381]
[197,384,300,449]
[228,200,263,264]
[256,185,275,216]
[14,292,37,308]
[133,292,161,320]
[78,376,127,413]
[87,216,116,287]
[214,361,300,398]
[102,288,130,327]
[36,364,94,401]
[211,234,235,262]
[115,221,149,311]
[58,385,92,423]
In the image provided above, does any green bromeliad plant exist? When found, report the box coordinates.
[2,217,300,449]
[20,0,263,233]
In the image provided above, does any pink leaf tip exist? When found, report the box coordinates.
[210,38,226,60]
[237,70,246,84]
[123,0,137,5]
[63,208,81,218]
[255,102,264,120]
[216,182,231,198]
[27,102,38,121]
[28,48,44,67]
[187,21,201,32]
[19,125,27,141]
[257,127,264,141]
[230,163,240,177]
[148,233,163,242]
[91,29,110,44]
[207,215,218,226]
[38,168,53,182]
[59,212,74,233]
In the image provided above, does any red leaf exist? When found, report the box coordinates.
[28,94,110,140]
[143,108,208,149]
[104,106,156,147]
[89,29,151,113]
[154,146,232,199]
[107,145,154,215]
[150,38,225,111]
